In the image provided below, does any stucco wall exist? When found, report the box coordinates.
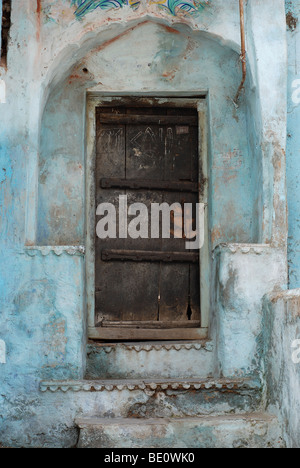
[261,6,300,447]
[0,0,291,447]
[37,21,255,247]
[286,0,300,288]
[264,290,300,448]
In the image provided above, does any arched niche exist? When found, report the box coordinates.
[37,19,260,248]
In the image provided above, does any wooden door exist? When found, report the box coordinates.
[95,105,201,341]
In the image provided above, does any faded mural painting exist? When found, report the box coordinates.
[69,0,210,18]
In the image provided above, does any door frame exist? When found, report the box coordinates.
[86,94,210,341]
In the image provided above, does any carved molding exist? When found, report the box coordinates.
[89,341,214,354]
[40,378,259,393]
[24,246,85,257]
[213,243,272,257]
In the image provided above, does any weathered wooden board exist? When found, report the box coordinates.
[95,106,200,338]
[101,250,199,263]
[100,178,198,193]
[99,321,201,329]
[98,114,198,125]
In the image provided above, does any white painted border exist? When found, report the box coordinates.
[85,94,210,337]
[0,80,6,103]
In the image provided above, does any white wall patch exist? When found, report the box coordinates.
[0,340,6,364]
[0,80,6,104]
[292,79,300,105]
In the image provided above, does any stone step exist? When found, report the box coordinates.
[86,340,214,379]
[76,413,284,448]
[40,377,262,418]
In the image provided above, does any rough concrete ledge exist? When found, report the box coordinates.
[40,377,261,393]
[76,413,284,448]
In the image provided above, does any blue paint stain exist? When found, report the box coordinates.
[71,0,130,18]
[160,0,208,16]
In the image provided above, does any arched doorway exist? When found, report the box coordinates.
[38,20,258,342]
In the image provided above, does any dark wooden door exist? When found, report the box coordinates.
[95,105,201,340]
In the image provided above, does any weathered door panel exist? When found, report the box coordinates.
[95,106,200,339]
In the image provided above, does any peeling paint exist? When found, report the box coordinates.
[0,0,292,449]
[286,10,298,31]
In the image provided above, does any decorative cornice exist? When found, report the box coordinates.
[24,246,85,257]
[89,341,213,354]
[40,378,260,393]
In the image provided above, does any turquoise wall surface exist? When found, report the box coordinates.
[0,0,294,447]
[286,0,300,287]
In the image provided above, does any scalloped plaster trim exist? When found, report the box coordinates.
[40,378,259,393]
[213,243,271,256]
[24,246,85,257]
[89,341,214,354]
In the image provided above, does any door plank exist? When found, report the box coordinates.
[95,263,159,323]
[101,250,199,263]
[126,124,164,180]
[100,178,198,193]
[98,113,198,126]
[95,122,127,323]
[122,124,163,321]
[159,124,200,323]
[99,321,201,329]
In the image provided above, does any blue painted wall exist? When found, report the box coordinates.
[0,1,2,62]
[286,0,300,287]
[0,0,295,447]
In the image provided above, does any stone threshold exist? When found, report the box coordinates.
[76,412,276,427]
[76,413,284,448]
